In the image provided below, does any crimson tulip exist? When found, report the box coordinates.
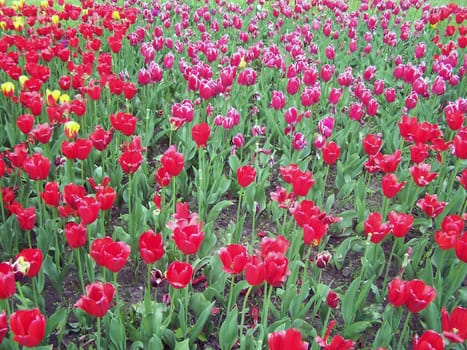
[30,123,53,144]
[218,244,248,274]
[191,122,211,148]
[9,308,46,348]
[77,196,100,225]
[170,100,194,129]
[65,222,87,249]
[441,306,467,342]
[453,127,467,159]
[15,248,43,277]
[381,173,406,198]
[0,311,6,345]
[74,282,115,317]
[409,143,430,163]
[61,139,93,160]
[161,146,184,177]
[16,114,34,134]
[455,233,467,262]
[264,252,289,287]
[89,125,113,151]
[444,102,465,130]
[410,163,438,187]
[388,211,414,238]
[0,262,16,299]
[110,112,137,136]
[23,153,50,180]
[316,320,355,350]
[139,230,165,264]
[90,237,131,273]
[405,279,437,313]
[364,212,391,243]
[166,261,193,289]
[9,203,36,231]
[457,169,467,190]
[416,193,447,218]
[172,224,204,255]
[63,183,86,210]
[244,255,265,286]
[303,218,328,246]
[268,328,309,350]
[362,134,383,156]
[326,290,339,308]
[292,169,315,197]
[119,149,143,174]
[40,181,60,207]
[270,90,286,110]
[388,278,408,307]
[413,330,444,350]
[237,165,256,187]
[322,141,341,165]
[154,167,172,187]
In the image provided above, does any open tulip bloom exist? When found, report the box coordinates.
[0,0,466,349]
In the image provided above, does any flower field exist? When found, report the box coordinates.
[0,0,466,349]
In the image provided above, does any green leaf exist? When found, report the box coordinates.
[219,307,238,350]
[42,256,62,293]
[334,237,359,270]
[341,277,361,325]
[373,321,392,348]
[189,302,214,345]
[45,308,68,338]
[109,316,127,350]
[207,200,234,223]
[342,321,372,339]
[174,339,190,350]
[147,336,164,350]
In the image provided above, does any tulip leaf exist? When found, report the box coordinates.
[334,236,359,270]
[174,339,190,350]
[45,308,68,338]
[342,276,361,325]
[219,307,238,350]
[342,321,372,339]
[189,301,214,345]
[147,336,164,350]
[373,321,392,348]
[207,200,234,223]
[109,316,127,350]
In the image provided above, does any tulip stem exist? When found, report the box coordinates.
[446,158,462,199]
[227,275,236,311]
[261,284,273,331]
[382,238,400,298]
[321,306,332,338]
[198,148,205,222]
[239,286,253,348]
[233,188,243,243]
[251,203,257,248]
[147,264,151,296]
[75,248,85,293]
[397,312,411,350]
[96,316,101,350]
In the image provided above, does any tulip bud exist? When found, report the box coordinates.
[314,250,332,269]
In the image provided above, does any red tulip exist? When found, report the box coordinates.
[388,278,408,307]
[76,196,100,225]
[268,328,309,350]
[0,262,16,299]
[161,146,184,177]
[416,193,447,218]
[218,244,248,274]
[409,143,429,163]
[237,68,257,85]
[410,163,438,187]
[90,237,131,273]
[244,255,265,286]
[237,165,256,187]
[444,102,465,131]
[16,114,34,134]
[326,290,339,308]
[123,82,137,99]
[15,248,42,277]
[286,77,300,95]
[119,149,143,174]
[453,127,467,159]
[65,222,87,249]
[303,217,328,246]
[364,212,391,243]
[375,150,402,173]
[381,173,406,198]
[6,143,28,168]
[9,308,46,347]
[455,232,467,262]
[63,183,86,210]
[89,125,113,151]
[9,203,36,231]
[139,230,165,264]
[291,169,315,197]
[413,330,444,350]
[30,123,53,144]
[191,122,211,148]
[362,133,383,156]
[441,306,467,342]
[110,112,137,136]
[23,153,50,180]
[316,320,355,350]
[264,252,289,287]
[457,169,467,190]
[40,181,60,207]
[172,223,204,255]
[405,279,437,313]
[74,282,115,317]
[388,211,413,238]
[166,261,193,289]
[322,141,341,165]
[0,311,7,345]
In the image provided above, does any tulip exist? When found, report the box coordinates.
[322,141,341,165]
[161,146,184,177]
[0,311,6,345]
[65,222,87,249]
[15,248,42,277]
[74,282,115,317]
[219,244,248,275]
[237,165,256,187]
[9,308,46,347]
[268,328,309,350]
[326,290,339,308]
[191,123,211,148]
[0,262,16,299]
[23,153,51,180]
[166,261,193,289]
[388,211,413,238]
[90,237,131,273]
[413,330,444,350]
[441,306,467,342]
